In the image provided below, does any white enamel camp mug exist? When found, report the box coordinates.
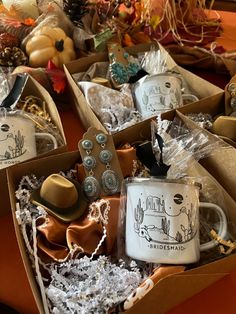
[125,177,227,264]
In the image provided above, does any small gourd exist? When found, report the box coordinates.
[25,26,76,68]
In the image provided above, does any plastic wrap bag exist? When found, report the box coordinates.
[0,5,35,41]
[140,46,169,75]
[21,2,74,49]
[138,45,199,102]
[132,46,199,118]
[0,67,15,104]
[152,114,230,179]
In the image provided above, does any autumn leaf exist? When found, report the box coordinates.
[150,15,160,30]
[123,33,134,47]
[52,79,67,94]
[0,3,36,26]
[46,60,67,94]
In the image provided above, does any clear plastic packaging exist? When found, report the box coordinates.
[22,1,74,49]
[140,45,169,75]
[0,67,16,104]
[151,114,229,179]
[138,45,199,101]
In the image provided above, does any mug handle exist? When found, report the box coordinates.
[182,94,199,104]
[199,202,228,252]
[35,133,58,150]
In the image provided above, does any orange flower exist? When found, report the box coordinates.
[23,18,36,26]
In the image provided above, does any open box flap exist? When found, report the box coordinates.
[126,272,228,314]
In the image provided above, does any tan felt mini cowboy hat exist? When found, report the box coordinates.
[30,173,88,222]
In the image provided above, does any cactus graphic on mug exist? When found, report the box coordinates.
[133,195,197,245]
[0,113,57,169]
[0,129,26,160]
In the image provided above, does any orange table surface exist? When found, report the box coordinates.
[1,10,236,314]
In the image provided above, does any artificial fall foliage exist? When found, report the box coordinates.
[46,60,67,94]
[0,3,35,40]
[87,0,221,48]
[0,4,36,26]
[63,0,90,26]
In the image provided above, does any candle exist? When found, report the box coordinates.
[2,0,39,19]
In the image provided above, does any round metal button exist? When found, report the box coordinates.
[99,150,112,163]
[81,139,93,150]
[96,133,107,145]
[83,156,96,170]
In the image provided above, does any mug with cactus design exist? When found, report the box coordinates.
[125,177,228,264]
[0,111,57,169]
[133,74,198,119]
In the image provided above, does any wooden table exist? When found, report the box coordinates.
[211,0,236,12]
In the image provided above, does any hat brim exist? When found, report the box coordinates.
[30,178,88,223]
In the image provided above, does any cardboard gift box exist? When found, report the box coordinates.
[64,43,224,134]
[199,75,236,202]
[6,109,236,314]
[0,75,67,216]
[113,86,236,202]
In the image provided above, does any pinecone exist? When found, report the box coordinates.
[0,33,19,51]
[0,47,28,67]
[63,0,90,26]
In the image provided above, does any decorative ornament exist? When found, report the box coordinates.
[0,46,28,66]
[45,60,67,94]
[25,26,76,68]
[2,0,39,19]
[16,95,52,123]
[211,229,236,255]
[146,0,222,46]
[88,198,110,225]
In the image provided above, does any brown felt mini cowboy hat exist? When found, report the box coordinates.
[30,173,88,222]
